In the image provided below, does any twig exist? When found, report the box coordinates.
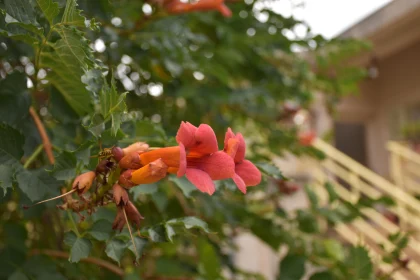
[30,249,124,277]
[23,144,43,169]
[29,106,55,164]
[67,210,81,237]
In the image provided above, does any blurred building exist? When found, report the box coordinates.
[235,1,420,279]
[321,0,420,178]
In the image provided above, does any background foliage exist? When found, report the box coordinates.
[0,0,399,279]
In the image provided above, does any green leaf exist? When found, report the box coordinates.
[323,239,344,261]
[50,151,77,180]
[88,219,113,241]
[278,254,306,280]
[0,165,14,195]
[0,123,25,160]
[68,237,92,263]
[324,182,339,203]
[147,225,167,242]
[309,272,334,280]
[105,238,126,265]
[39,26,94,116]
[3,0,38,25]
[345,246,373,280]
[166,216,210,233]
[127,237,148,261]
[304,185,318,208]
[61,0,85,27]
[130,183,158,199]
[198,239,220,279]
[36,0,59,24]
[0,72,31,126]
[169,176,196,197]
[296,210,319,233]
[99,80,128,136]
[164,224,176,242]
[63,231,77,247]
[16,168,61,202]
[256,162,283,179]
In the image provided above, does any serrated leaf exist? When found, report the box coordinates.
[88,219,112,241]
[99,80,127,136]
[147,225,167,242]
[50,151,77,180]
[105,238,126,265]
[127,237,148,261]
[39,26,94,116]
[0,72,31,126]
[68,237,92,263]
[278,254,306,280]
[296,210,319,233]
[3,0,38,25]
[256,162,283,179]
[167,216,210,233]
[36,0,59,24]
[324,182,339,203]
[16,168,61,202]
[61,0,84,27]
[169,176,196,198]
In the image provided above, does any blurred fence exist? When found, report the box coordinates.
[311,138,420,280]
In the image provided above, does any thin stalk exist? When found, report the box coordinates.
[23,144,43,169]
[123,207,139,264]
[68,210,81,237]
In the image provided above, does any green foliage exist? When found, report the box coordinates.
[0,0,394,279]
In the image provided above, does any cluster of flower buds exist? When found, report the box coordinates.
[23,121,261,255]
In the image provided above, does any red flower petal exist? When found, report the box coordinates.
[233,173,246,194]
[225,138,239,159]
[234,133,246,163]
[190,124,218,155]
[185,168,215,195]
[176,121,197,148]
[235,160,261,186]
[189,151,235,180]
[224,127,235,150]
[177,142,186,177]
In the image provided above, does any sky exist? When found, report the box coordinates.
[272,0,393,39]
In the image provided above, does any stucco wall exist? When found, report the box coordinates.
[337,39,420,176]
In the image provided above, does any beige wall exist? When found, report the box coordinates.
[337,39,420,176]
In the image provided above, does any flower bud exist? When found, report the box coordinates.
[113,183,129,205]
[125,201,144,227]
[111,147,124,162]
[119,169,136,188]
[131,158,168,185]
[123,142,149,156]
[119,152,142,170]
[112,201,144,232]
[72,171,96,194]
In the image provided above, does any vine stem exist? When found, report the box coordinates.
[23,144,43,169]
[29,106,55,164]
[30,249,124,276]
